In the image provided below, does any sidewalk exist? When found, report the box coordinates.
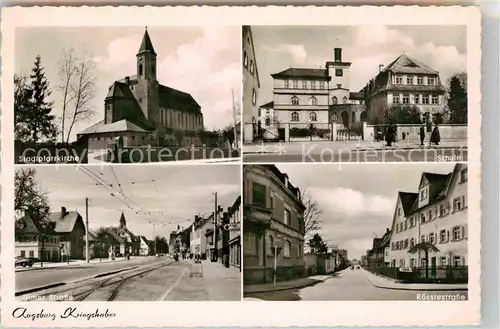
[243,139,467,154]
[15,256,140,272]
[200,260,241,301]
[362,269,468,291]
[244,275,332,294]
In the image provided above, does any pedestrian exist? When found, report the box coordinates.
[430,123,441,146]
[385,122,395,147]
[419,125,425,146]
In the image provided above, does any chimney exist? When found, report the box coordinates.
[334,48,342,62]
[379,64,384,72]
[61,206,67,216]
[125,76,130,85]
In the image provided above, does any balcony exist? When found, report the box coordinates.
[244,204,272,225]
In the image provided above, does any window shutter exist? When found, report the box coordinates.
[462,195,467,209]
[446,230,450,242]
[462,225,466,240]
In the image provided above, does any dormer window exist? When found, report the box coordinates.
[460,168,468,183]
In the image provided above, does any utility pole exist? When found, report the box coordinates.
[214,192,218,261]
[153,223,157,255]
[231,89,238,149]
[85,197,89,263]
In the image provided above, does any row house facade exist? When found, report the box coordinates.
[242,26,261,143]
[243,165,306,285]
[227,196,242,269]
[388,163,468,269]
[362,54,446,124]
[366,228,391,268]
[15,215,62,262]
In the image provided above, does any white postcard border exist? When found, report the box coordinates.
[1,5,481,327]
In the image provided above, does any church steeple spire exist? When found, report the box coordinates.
[119,212,126,228]
[138,26,157,56]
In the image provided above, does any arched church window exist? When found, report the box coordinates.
[332,96,338,105]
[291,112,299,122]
[139,64,143,76]
[309,96,318,105]
[309,112,318,122]
[291,96,299,105]
[343,96,348,104]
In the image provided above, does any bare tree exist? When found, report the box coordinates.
[57,48,77,144]
[299,187,322,240]
[65,51,97,144]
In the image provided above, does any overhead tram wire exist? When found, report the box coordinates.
[78,167,196,227]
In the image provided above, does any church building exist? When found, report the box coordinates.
[78,28,205,151]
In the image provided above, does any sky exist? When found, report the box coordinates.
[252,25,467,106]
[15,26,241,141]
[19,164,241,240]
[276,163,457,260]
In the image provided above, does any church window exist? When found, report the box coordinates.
[252,89,257,105]
[332,96,338,105]
[309,112,317,122]
[139,64,143,76]
[335,69,343,77]
[291,112,299,122]
[309,96,318,105]
[250,60,255,74]
[291,96,299,105]
[343,96,348,104]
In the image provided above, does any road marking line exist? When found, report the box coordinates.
[157,267,188,301]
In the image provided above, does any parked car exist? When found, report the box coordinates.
[15,256,34,267]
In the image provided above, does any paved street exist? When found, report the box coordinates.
[244,148,467,162]
[16,258,241,301]
[16,256,161,294]
[245,269,468,301]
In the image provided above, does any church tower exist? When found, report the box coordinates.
[136,27,159,126]
[119,212,127,229]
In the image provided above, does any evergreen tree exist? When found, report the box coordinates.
[15,55,58,143]
[447,74,467,124]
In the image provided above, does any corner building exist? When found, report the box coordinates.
[388,163,468,269]
[243,165,306,284]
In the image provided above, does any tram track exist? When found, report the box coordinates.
[72,260,174,301]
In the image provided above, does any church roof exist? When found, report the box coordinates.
[158,85,202,114]
[77,119,152,136]
[138,28,157,56]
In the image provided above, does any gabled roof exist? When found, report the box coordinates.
[243,26,261,88]
[49,211,84,234]
[362,53,446,97]
[382,54,438,75]
[138,28,157,56]
[105,228,125,244]
[77,119,152,136]
[260,101,274,109]
[15,216,56,235]
[398,192,419,216]
[158,85,202,114]
[271,67,330,80]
